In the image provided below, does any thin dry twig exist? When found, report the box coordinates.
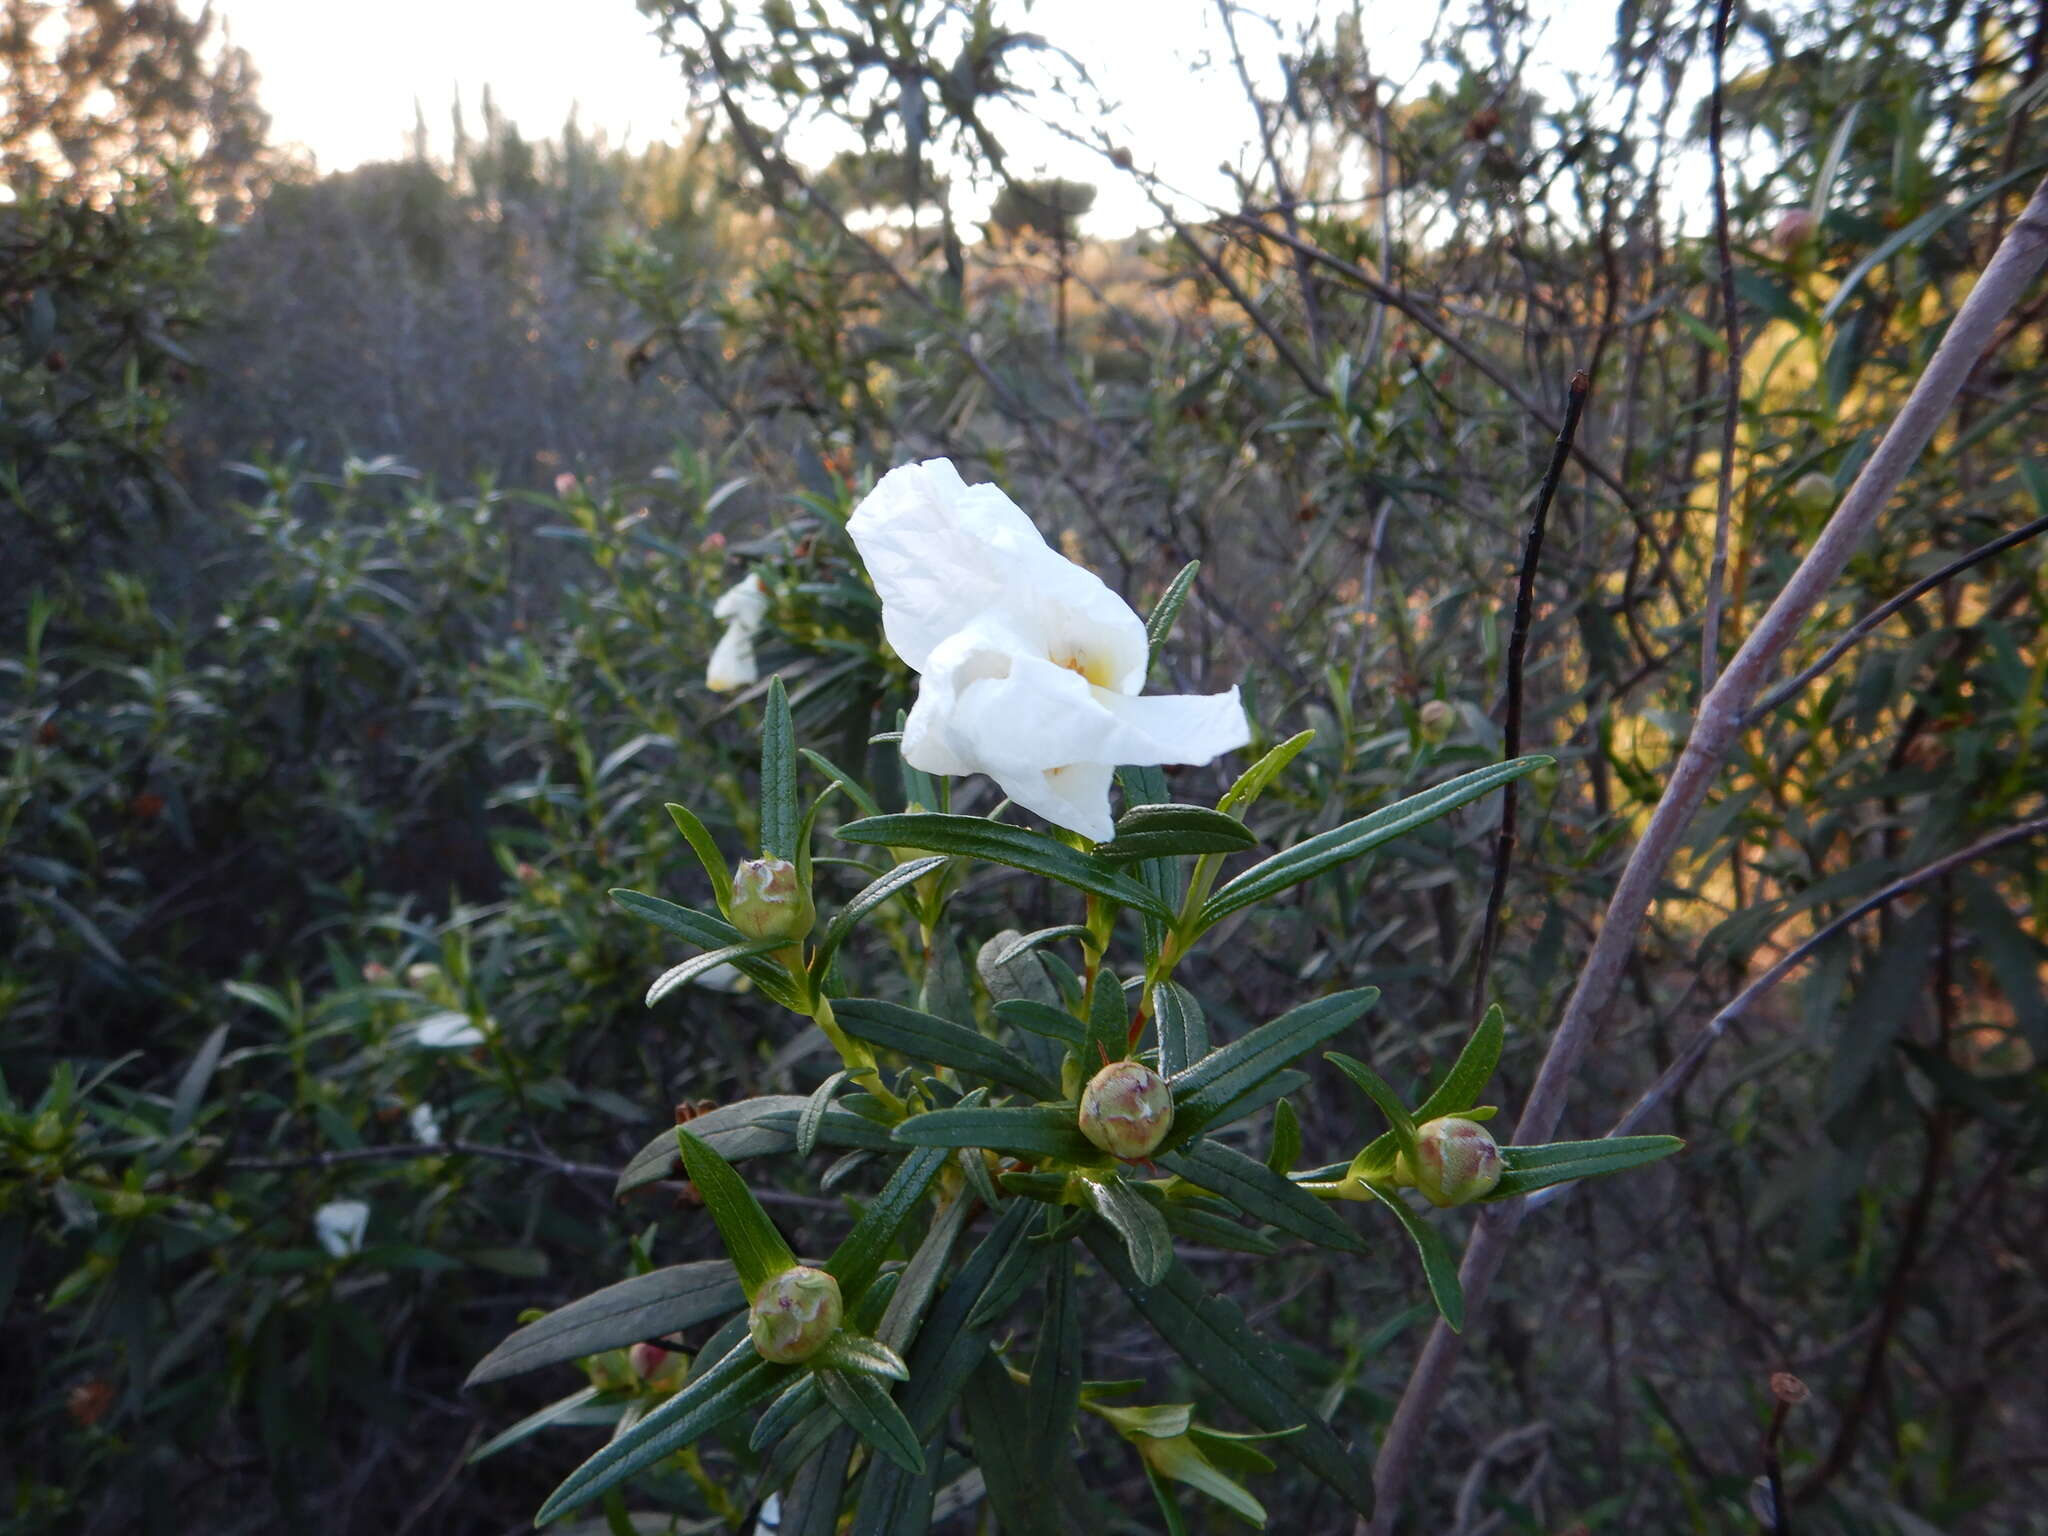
[1471,370,1591,1019]
[1700,0,1744,691]
[1364,171,2048,1536]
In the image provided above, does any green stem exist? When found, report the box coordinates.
[790,952,904,1119]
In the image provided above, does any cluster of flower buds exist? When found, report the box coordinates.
[748,1265,843,1364]
[728,856,815,944]
[1392,1115,1503,1207]
[1077,1060,1175,1160]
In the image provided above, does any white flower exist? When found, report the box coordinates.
[410,1102,443,1145]
[706,572,770,693]
[315,1199,370,1258]
[410,1010,486,1049]
[847,459,1250,841]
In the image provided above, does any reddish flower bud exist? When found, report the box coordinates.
[1078,1060,1175,1160]
[748,1266,842,1363]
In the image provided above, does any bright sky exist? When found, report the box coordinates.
[212,1,1612,236]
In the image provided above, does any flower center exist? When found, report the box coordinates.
[1051,649,1114,688]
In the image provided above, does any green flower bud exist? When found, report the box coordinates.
[1078,1060,1175,1160]
[748,1265,842,1363]
[1788,471,1836,517]
[1417,699,1457,743]
[1393,1116,1503,1208]
[728,856,815,943]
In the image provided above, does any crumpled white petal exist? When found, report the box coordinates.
[848,459,1250,840]
[411,1010,486,1049]
[706,572,769,693]
[315,1199,370,1258]
[410,1102,443,1145]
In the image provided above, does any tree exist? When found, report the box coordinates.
[0,0,270,210]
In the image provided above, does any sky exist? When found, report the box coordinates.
[210,1,1613,236]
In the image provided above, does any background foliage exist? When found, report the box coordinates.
[3,0,2046,1532]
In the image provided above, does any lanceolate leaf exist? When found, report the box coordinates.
[1081,1227,1374,1515]
[1159,1140,1366,1254]
[890,1105,1100,1163]
[1153,982,1208,1078]
[800,746,885,820]
[609,889,803,1007]
[1200,756,1548,926]
[1146,558,1202,658]
[751,1373,824,1452]
[835,813,1175,920]
[1484,1135,1683,1200]
[615,1096,896,1196]
[814,1332,909,1380]
[1359,1182,1463,1331]
[1351,1006,1507,1173]
[760,676,799,862]
[818,1367,926,1473]
[1217,729,1315,817]
[1025,1254,1083,1472]
[825,1144,948,1303]
[1098,803,1258,861]
[664,802,733,916]
[646,940,783,1008]
[810,858,947,979]
[675,1130,796,1299]
[1164,989,1378,1148]
[963,1360,1067,1536]
[797,1071,851,1159]
[468,1385,607,1464]
[1325,1052,1420,1173]
[834,999,1060,1099]
[1083,1176,1174,1284]
[466,1261,744,1386]
[534,1336,787,1525]
[1087,970,1130,1064]
[994,998,1086,1049]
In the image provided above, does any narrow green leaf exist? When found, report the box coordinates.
[963,1359,1067,1536]
[664,802,733,916]
[1080,1228,1374,1513]
[1025,1255,1083,1476]
[834,999,1061,1100]
[774,1426,856,1530]
[1153,983,1208,1078]
[1418,1005,1505,1121]
[836,813,1175,919]
[1164,990,1378,1148]
[675,1129,796,1300]
[1083,1176,1173,1284]
[615,1095,896,1197]
[1099,803,1258,861]
[891,1105,1100,1163]
[469,1385,606,1464]
[760,676,799,862]
[825,1145,948,1302]
[170,1024,228,1136]
[1160,1140,1365,1254]
[750,1373,824,1453]
[1325,1052,1419,1172]
[987,925,1095,969]
[815,1332,911,1380]
[534,1338,785,1524]
[1485,1135,1684,1200]
[1087,970,1130,1065]
[609,890,802,1007]
[1200,757,1548,925]
[1266,1098,1301,1175]
[1216,729,1315,817]
[967,1216,1049,1328]
[876,1191,978,1353]
[647,940,781,1008]
[466,1261,744,1386]
[797,1071,850,1160]
[819,1367,926,1473]
[810,858,947,980]
[1359,1182,1463,1331]
[1161,1200,1280,1255]
[800,746,884,819]
[994,998,1086,1050]
[1146,558,1201,658]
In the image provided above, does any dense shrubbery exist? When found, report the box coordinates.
[5,0,2048,1532]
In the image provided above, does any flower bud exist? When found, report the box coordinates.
[403,962,442,991]
[729,856,814,943]
[1393,1116,1503,1208]
[748,1265,842,1363]
[1787,471,1836,517]
[1417,699,1457,743]
[1077,1061,1175,1160]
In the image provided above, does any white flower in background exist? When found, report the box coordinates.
[410,1010,486,1049]
[706,572,770,693]
[694,960,748,993]
[410,1102,443,1145]
[847,459,1250,841]
[315,1199,371,1259]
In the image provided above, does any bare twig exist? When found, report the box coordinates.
[1364,172,2048,1536]
[1745,510,2048,723]
[1700,0,1744,691]
[1471,370,1591,1019]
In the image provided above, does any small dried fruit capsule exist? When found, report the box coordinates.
[728,856,815,943]
[1393,1116,1503,1208]
[1077,1060,1175,1160]
[748,1266,842,1363]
